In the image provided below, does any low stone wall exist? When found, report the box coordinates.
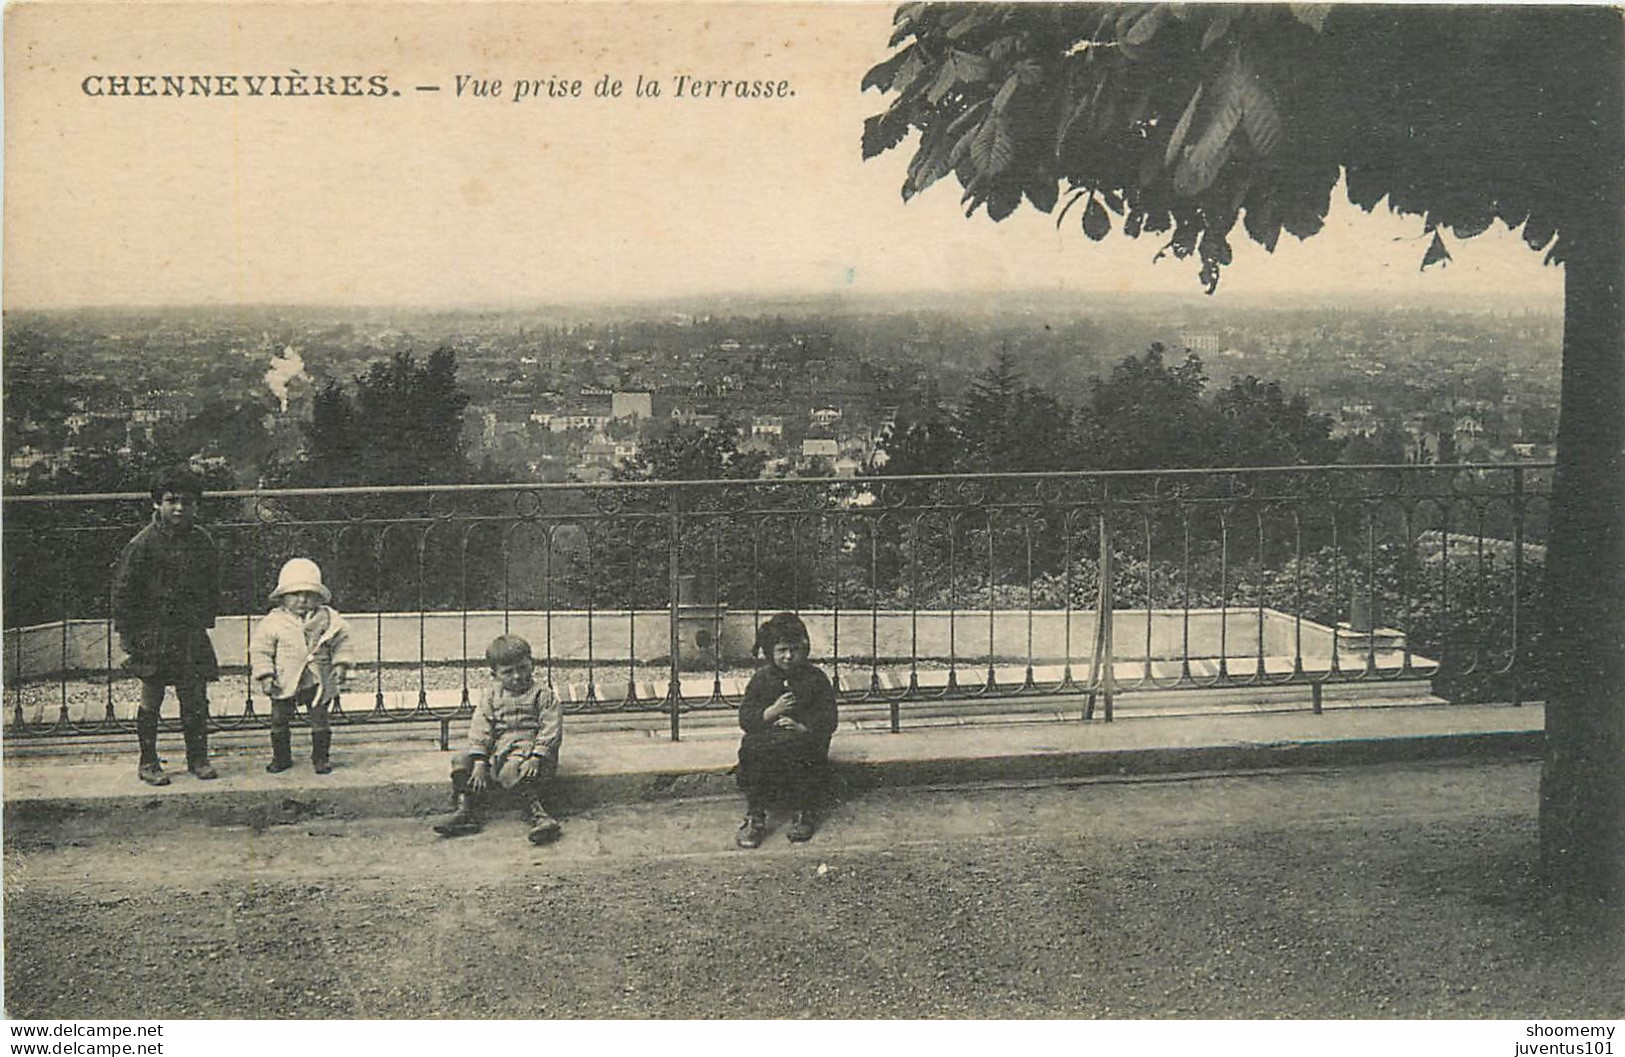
[4,607,1336,683]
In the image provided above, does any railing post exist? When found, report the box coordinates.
[1087,495,1115,722]
[245,490,260,720]
[667,487,683,742]
[416,528,429,713]
[1511,465,1525,707]
[459,525,473,711]
[1098,502,1115,722]
[104,580,118,727]
[373,530,388,715]
[55,526,71,732]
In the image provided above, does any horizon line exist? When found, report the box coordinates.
[2,287,1565,317]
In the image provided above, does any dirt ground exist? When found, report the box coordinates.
[4,758,1622,1020]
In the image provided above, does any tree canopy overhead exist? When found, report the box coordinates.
[863,4,1608,290]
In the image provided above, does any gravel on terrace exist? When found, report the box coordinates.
[5,759,1621,1020]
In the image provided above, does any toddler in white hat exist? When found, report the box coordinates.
[249,557,354,774]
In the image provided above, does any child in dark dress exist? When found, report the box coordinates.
[734,612,838,847]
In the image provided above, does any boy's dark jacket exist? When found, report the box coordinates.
[738,663,838,757]
[111,513,220,680]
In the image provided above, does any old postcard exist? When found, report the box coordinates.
[4,0,1617,1042]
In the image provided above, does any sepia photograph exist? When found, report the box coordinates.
[3,0,1621,1041]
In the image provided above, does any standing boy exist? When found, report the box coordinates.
[111,465,221,785]
[735,612,838,846]
[433,634,564,844]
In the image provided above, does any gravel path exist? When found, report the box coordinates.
[5,759,1621,1020]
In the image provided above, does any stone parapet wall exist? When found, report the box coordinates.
[5,607,1334,683]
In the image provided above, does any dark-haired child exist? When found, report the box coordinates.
[111,465,221,786]
[735,612,838,847]
[433,633,563,844]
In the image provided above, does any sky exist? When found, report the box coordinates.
[2,1,1565,311]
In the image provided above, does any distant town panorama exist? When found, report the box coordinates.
[2,296,1560,496]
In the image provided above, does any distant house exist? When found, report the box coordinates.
[801,437,839,459]
[611,391,653,420]
[460,407,495,451]
[550,413,612,434]
[7,446,47,472]
[1509,442,1555,461]
[130,407,175,427]
[809,406,842,428]
[572,439,620,483]
[751,415,784,438]
[672,408,722,431]
[4,451,47,488]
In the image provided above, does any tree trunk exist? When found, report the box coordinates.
[1538,14,1625,904]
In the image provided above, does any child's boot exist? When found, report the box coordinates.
[525,796,561,845]
[736,806,767,849]
[311,730,333,775]
[182,716,217,780]
[136,712,169,787]
[787,810,816,843]
[266,730,294,773]
[432,791,482,837]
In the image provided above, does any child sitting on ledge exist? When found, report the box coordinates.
[433,633,563,845]
[734,612,838,847]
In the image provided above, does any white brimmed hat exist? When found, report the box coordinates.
[269,557,331,603]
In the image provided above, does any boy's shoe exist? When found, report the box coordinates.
[137,761,170,787]
[736,811,767,849]
[267,730,294,773]
[526,800,562,845]
[182,726,216,780]
[311,730,333,775]
[432,793,482,837]
[786,811,815,843]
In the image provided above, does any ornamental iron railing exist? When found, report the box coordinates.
[2,464,1549,741]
